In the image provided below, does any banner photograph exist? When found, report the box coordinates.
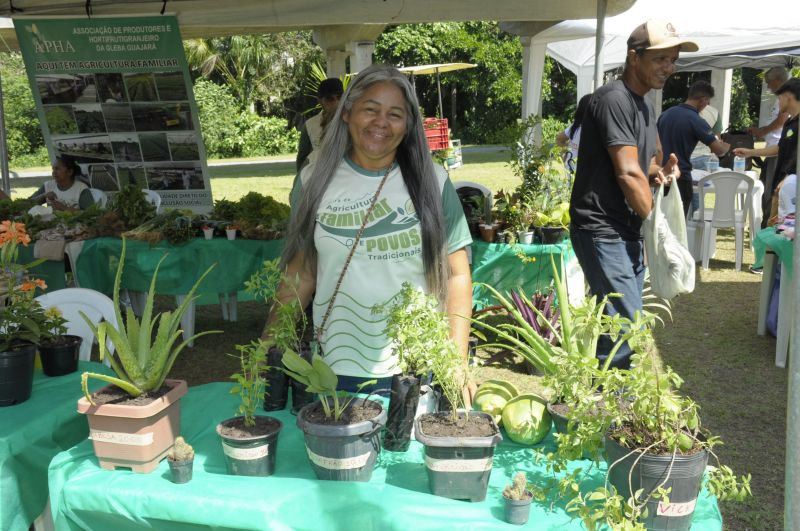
[14,16,213,212]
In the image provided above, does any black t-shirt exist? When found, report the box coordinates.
[570,79,657,240]
[774,114,798,192]
[657,103,717,179]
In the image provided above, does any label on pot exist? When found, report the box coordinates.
[89,429,153,446]
[221,442,269,460]
[306,448,370,470]
[424,455,493,473]
[657,498,697,517]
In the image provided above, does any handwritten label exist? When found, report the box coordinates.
[89,429,153,446]
[306,448,370,470]
[657,498,697,517]
[221,442,269,460]
[424,455,493,473]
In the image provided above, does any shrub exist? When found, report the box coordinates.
[193,79,242,158]
[237,113,300,157]
[0,53,45,164]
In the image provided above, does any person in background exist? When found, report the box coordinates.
[689,102,721,171]
[748,67,790,218]
[295,77,344,171]
[556,94,592,175]
[570,19,690,370]
[657,80,730,216]
[735,78,800,226]
[30,155,94,211]
[265,65,475,403]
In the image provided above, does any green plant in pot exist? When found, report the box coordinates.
[216,339,284,477]
[76,239,218,473]
[561,322,751,531]
[282,350,386,482]
[38,306,83,377]
[533,201,570,244]
[373,282,448,451]
[1,220,47,407]
[167,435,194,484]
[503,471,541,525]
[411,289,502,502]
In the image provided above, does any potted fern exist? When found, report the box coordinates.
[412,289,502,502]
[77,240,218,473]
[216,339,284,477]
[283,349,387,482]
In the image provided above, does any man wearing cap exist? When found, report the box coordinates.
[735,78,800,221]
[657,80,731,216]
[570,20,696,369]
[296,77,344,171]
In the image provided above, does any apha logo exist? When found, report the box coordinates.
[34,39,76,53]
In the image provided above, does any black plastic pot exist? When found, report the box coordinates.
[39,335,82,377]
[414,411,503,502]
[263,347,289,411]
[605,432,708,531]
[547,402,569,435]
[0,343,36,407]
[296,398,387,482]
[290,347,315,414]
[504,492,533,525]
[539,226,567,245]
[168,458,194,484]
[216,416,283,477]
[383,374,421,452]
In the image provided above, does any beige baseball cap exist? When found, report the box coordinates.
[627,19,699,52]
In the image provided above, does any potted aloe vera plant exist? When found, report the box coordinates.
[216,339,283,477]
[283,350,386,482]
[373,282,444,452]
[412,289,502,502]
[77,240,218,473]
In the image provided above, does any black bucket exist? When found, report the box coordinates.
[539,226,567,245]
[382,374,420,452]
[605,433,708,531]
[297,399,387,482]
[39,335,82,377]
[504,493,533,525]
[0,343,36,407]
[168,458,194,484]
[263,347,288,411]
[414,412,503,502]
[216,416,283,477]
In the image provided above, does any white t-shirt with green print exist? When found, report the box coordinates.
[292,157,472,378]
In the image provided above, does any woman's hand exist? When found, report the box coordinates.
[48,198,68,211]
[733,147,753,158]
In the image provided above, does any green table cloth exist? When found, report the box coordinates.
[17,244,67,293]
[753,227,794,275]
[74,237,284,303]
[471,240,577,309]
[48,382,722,530]
[0,361,112,531]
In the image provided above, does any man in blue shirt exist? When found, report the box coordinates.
[657,80,730,216]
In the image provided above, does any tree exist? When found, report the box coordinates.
[0,52,46,163]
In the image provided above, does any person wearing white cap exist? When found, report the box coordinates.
[569,19,697,370]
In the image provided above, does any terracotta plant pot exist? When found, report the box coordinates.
[478,224,496,243]
[77,379,188,473]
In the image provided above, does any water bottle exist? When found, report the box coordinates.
[706,154,719,173]
[733,155,746,173]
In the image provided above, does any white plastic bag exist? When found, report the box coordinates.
[643,183,695,299]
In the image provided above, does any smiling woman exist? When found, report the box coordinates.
[265,64,476,402]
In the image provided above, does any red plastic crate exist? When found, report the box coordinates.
[424,118,448,151]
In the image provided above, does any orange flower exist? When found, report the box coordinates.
[19,278,47,292]
[0,220,31,246]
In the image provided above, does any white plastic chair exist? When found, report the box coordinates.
[142,189,162,213]
[35,288,118,365]
[88,188,108,207]
[454,181,492,210]
[695,171,754,271]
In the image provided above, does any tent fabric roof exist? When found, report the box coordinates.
[535,0,800,73]
[398,63,477,75]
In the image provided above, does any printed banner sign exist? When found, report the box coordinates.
[14,15,213,212]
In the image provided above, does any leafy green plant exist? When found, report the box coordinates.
[229,340,269,427]
[108,184,156,230]
[40,306,69,342]
[79,239,220,404]
[246,258,305,354]
[533,201,570,228]
[282,349,375,421]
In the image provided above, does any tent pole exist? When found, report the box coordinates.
[593,0,607,90]
[786,115,800,531]
[436,68,443,119]
[0,70,10,196]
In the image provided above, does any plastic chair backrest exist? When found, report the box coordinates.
[88,188,107,207]
[142,189,162,213]
[454,180,492,212]
[35,288,118,365]
[698,171,754,228]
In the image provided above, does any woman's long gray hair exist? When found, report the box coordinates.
[282,64,450,303]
